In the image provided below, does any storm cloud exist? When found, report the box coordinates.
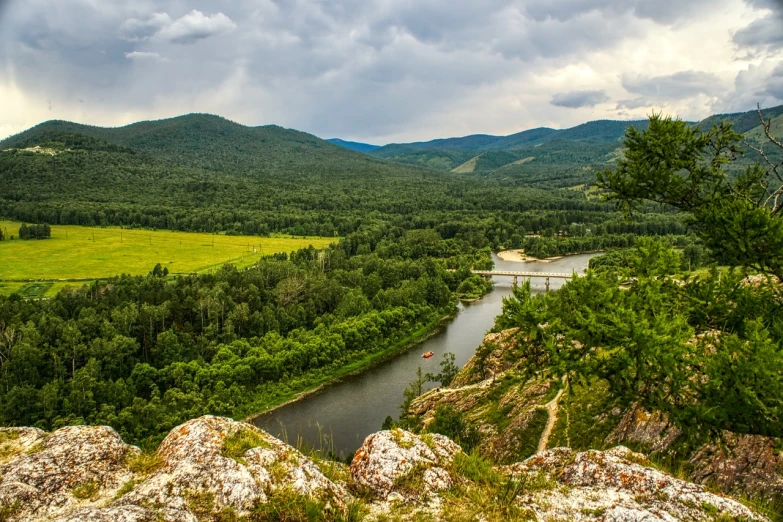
[0,0,780,143]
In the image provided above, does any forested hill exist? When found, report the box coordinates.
[0,114,397,173]
[2,113,651,240]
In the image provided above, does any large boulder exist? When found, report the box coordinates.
[0,425,138,520]
[0,416,350,521]
[117,416,350,517]
[350,429,460,500]
[506,446,767,521]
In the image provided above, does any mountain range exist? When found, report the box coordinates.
[326,105,783,186]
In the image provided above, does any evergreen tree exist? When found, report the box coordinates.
[598,108,783,282]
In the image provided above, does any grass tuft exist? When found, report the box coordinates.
[222,427,271,465]
[125,450,163,475]
[71,480,100,501]
[390,428,414,450]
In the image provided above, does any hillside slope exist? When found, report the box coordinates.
[0,114,594,236]
[1,114,394,173]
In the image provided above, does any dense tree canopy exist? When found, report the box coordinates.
[0,227,490,446]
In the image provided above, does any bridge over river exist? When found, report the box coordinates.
[453,269,575,291]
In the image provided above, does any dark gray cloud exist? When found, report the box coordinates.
[622,71,722,99]
[551,90,610,108]
[0,0,770,143]
[734,11,783,49]
[522,0,715,24]
[744,0,783,11]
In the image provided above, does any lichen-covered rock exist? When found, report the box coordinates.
[118,416,350,517]
[0,416,350,521]
[0,427,47,465]
[0,425,138,520]
[506,446,767,521]
[51,505,190,522]
[350,429,460,499]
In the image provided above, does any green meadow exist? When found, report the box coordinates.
[0,221,334,295]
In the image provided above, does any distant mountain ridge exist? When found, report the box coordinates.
[325,106,782,187]
[326,138,380,153]
[4,105,781,192]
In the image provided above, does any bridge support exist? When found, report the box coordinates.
[545,277,550,292]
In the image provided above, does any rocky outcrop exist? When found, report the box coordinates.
[0,416,349,521]
[507,446,767,521]
[0,425,138,520]
[690,432,783,497]
[606,405,783,499]
[449,327,521,388]
[350,429,460,500]
[0,418,771,521]
[605,403,682,452]
[410,328,783,502]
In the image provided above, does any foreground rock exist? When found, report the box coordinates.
[350,429,460,500]
[508,446,767,521]
[0,418,771,521]
[0,425,138,520]
[0,416,349,521]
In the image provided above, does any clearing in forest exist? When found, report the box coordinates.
[0,220,334,284]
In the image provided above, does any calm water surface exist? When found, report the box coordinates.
[253,252,596,457]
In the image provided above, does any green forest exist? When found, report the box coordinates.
[0,226,491,446]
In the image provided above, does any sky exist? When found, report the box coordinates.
[0,0,781,144]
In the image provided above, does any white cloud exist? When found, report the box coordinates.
[124,51,165,61]
[156,10,236,44]
[119,10,235,45]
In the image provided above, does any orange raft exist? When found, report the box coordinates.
[422,351,434,359]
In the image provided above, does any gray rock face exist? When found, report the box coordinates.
[350,429,461,500]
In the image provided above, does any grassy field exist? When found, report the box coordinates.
[0,221,334,294]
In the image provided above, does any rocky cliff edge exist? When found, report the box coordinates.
[0,416,769,521]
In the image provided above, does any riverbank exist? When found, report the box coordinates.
[242,311,456,423]
[497,249,604,263]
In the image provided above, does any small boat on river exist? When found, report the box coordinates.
[422,351,434,359]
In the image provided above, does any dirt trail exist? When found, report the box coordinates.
[537,377,568,454]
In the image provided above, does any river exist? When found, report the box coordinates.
[252,252,596,458]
